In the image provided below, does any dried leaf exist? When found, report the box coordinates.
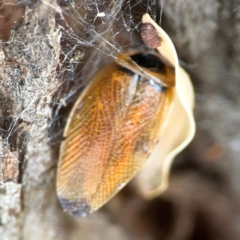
[134,13,196,198]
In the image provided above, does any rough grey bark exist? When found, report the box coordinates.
[0,0,240,240]
[0,2,62,239]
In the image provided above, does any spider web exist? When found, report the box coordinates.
[52,0,162,143]
[0,0,163,146]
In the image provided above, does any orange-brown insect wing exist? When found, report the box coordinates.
[88,76,172,211]
[57,64,138,216]
[57,62,172,216]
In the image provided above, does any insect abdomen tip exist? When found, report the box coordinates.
[58,197,91,217]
